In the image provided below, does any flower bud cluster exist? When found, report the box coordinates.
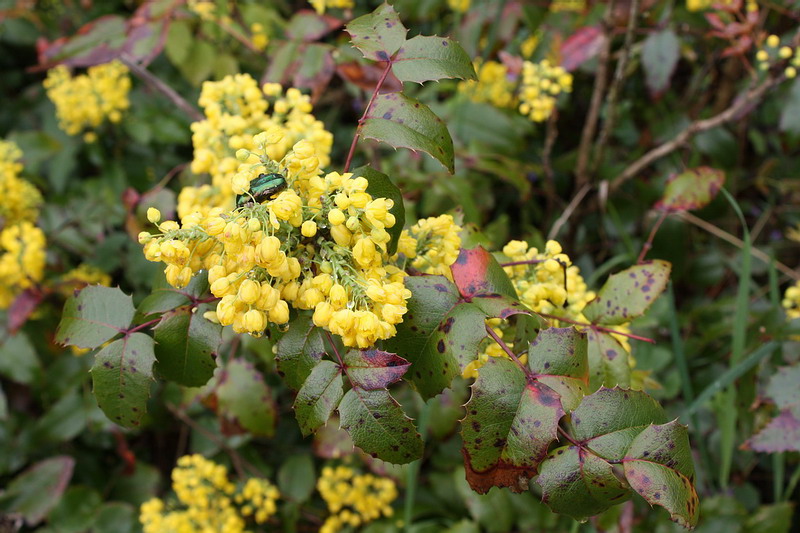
[139,454,279,533]
[43,60,131,141]
[394,214,462,280]
[0,140,42,225]
[142,134,411,348]
[317,465,397,533]
[756,34,800,79]
[181,74,332,218]
[59,264,112,296]
[782,281,800,320]
[458,60,518,109]
[518,60,573,122]
[309,0,354,15]
[0,221,46,308]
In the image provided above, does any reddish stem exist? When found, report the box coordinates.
[557,426,582,447]
[499,259,545,267]
[485,324,530,375]
[343,61,394,173]
[637,209,669,264]
[124,317,161,335]
[536,312,656,344]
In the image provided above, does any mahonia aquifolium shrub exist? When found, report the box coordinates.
[317,465,398,533]
[43,60,131,142]
[756,34,800,79]
[140,454,279,533]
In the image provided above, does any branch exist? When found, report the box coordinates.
[609,76,782,192]
[547,182,591,240]
[485,324,530,375]
[636,209,668,264]
[343,61,393,173]
[120,53,204,122]
[537,312,656,344]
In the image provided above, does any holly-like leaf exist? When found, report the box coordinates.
[343,349,409,390]
[0,456,74,525]
[362,92,455,173]
[56,286,135,349]
[352,165,405,256]
[587,330,632,390]
[583,261,671,326]
[623,421,699,528]
[338,388,423,464]
[527,327,589,411]
[294,360,343,436]
[90,333,156,428]
[561,25,606,72]
[655,167,726,213]
[137,271,209,316]
[450,246,517,300]
[642,29,680,98]
[744,365,800,452]
[216,359,276,437]
[392,35,476,84]
[385,276,529,399]
[345,3,407,62]
[153,307,220,387]
[536,388,668,521]
[276,314,325,390]
[462,358,564,494]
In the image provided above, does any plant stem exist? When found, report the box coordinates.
[120,53,204,122]
[536,313,656,344]
[124,317,161,335]
[499,259,545,267]
[485,324,529,374]
[343,61,394,173]
[404,398,432,533]
[636,209,668,264]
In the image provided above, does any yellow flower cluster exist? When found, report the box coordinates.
[458,60,517,109]
[309,0,354,15]
[0,221,46,308]
[43,60,131,141]
[756,34,800,79]
[447,0,471,13]
[551,0,586,11]
[251,23,269,51]
[317,466,397,533]
[59,264,112,294]
[518,60,573,122]
[187,0,218,21]
[782,281,800,320]
[0,140,42,225]
[140,454,279,533]
[394,214,462,280]
[686,0,756,11]
[520,35,539,58]
[142,133,410,348]
[181,74,332,219]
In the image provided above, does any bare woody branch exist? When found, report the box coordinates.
[120,53,204,122]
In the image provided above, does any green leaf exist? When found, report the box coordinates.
[583,260,672,326]
[276,313,325,391]
[779,79,800,136]
[352,166,405,256]
[294,360,343,436]
[56,286,135,349]
[392,35,476,84]
[642,29,679,98]
[47,486,101,532]
[345,3,407,62]
[587,330,632,390]
[153,307,220,387]
[528,327,589,411]
[277,455,316,503]
[537,445,630,520]
[91,503,137,533]
[217,359,276,437]
[339,388,423,464]
[0,456,74,525]
[165,19,192,66]
[33,391,89,443]
[623,421,699,528]
[655,167,726,213]
[137,271,209,316]
[0,332,40,384]
[362,92,455,173]
[461,358,563,493]
[343,349,409,390]
[91,333,156,428]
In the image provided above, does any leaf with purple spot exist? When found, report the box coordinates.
[344,3,407,62]
[56,286,136,349]
[587,329,632,390]
[343,349,410,390]
[527,327,589,411]
[583,260,671,326]
[655,167,726,213]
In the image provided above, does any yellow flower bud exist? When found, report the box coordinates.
[328,208,346,226]
[331,224,351,247]
[244,309,265,332]
[236,148,250,161]
[313,302,334,327]
[137,231,152,244]
[210,277,231,297]
[238,279,260,305]
[329,283,348,308]
[301,220,317,237]
[767,34,780,48]
[147,207,161,224]
[269,300,290,324]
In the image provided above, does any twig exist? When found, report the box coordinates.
[557,426,582,447]
[537,312,656,343]
[542,109,559,183]
[609,76,782,192]
[574,0,616,188]
[676,211,800,280]
[485,324,529,375]
[343,61,393,173]
[547,183,591,240]
[120,53,204,122]
[500,259,545,267]
[636,209,668,264]
[591,0,640,175]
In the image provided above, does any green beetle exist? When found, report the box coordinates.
[236,172,287,207]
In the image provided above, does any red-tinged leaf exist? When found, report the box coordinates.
[292,43,336,103]
[561,26,606,72]
[343,349,410,390]
[450,246,517,300]
[744,365,800,452]
[0,456,75,526]
[313,415,355,459]
[8,289,45,334]
[337,61,403,92]
[528,327,589,411]
[285,10,342,41]
[623,421,699,528]
[655,167,726,212]
[462,358,564,494]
